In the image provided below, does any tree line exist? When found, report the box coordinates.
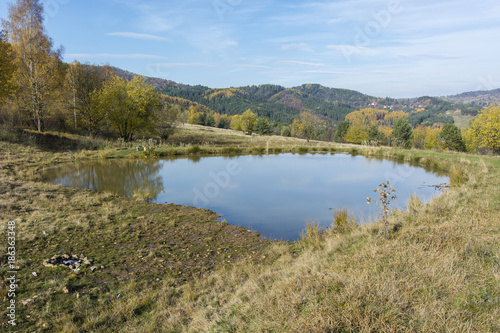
[0,0,176,141]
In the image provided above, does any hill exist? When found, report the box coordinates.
[112,67,487,126]
[442,88,500,105]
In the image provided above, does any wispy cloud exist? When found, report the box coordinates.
[300,70,350,75]
[276,60,325,67]
[281,43,313,52]
[147,62,217,68]
[235,64,273,70]
[106,32,169,41]
[64,53,167,60]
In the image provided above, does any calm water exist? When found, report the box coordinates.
[42,153,448,241]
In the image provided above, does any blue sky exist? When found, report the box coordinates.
[1,0,500,98]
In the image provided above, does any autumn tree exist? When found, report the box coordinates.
[186,106,199,124]
[230,114,242,130]
[0,30,16,106]
[344,124,369,144]
[291,111,319,141]
[392,118,413,148]
[156,102,179,140]
[2,0,63,132]
[95,75,160,141]
[464,105,500,154]
[240,109,258,134]
[65,61,110,132]
[437,123,465,152]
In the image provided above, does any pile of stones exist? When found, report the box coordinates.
[42,254,93,270]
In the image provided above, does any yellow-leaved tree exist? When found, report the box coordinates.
[344,124,369,144]
[2,0,64,132]
[240,109,258,134]
[291,111,320,141]
[95,75,160,141]
[464,105,500,154]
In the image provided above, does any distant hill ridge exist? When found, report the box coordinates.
[111,67,498,126]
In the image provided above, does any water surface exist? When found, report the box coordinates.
[43,153,448,241]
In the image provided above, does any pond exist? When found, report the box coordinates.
[42,153,448,241]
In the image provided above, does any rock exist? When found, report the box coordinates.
[90,266,97,272]
[62,254,70,259]
[22,299,34,306]
[83,259,92,265]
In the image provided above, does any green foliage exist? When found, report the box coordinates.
[156,103,179,140]
[206,115,215,127]
[367,125,388,146]
[254,118,272,135]
[281,126,291,137]
[334,121,350,143]
[392,118,413,148]
[95,75,160,141]
[216,116,229,129]
[438,123,465,152]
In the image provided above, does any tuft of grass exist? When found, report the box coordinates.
[300,220,324,250]
[252,146,265,154]
[297,146,309,154]
[407,193,423,215]
[187,145,203,154]
[331,208,357,233]
[449,164,466,187]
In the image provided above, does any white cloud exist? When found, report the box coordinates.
[147,62,217,68]
[106,32,169,41]
[276,60,325,67]
[281,43,314,52]
[64,53,167,60]
[235,64,273,70]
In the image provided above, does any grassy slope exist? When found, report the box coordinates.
[1,127,499,332]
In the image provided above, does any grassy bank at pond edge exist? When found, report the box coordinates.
[1,126,499,332]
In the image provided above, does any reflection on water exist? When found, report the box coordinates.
[44,159,165,201]
[43,153,448,241]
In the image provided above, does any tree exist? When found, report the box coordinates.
[230,114,241,130]
[186,106,199,124]
[344,124,369,144]
[438,123,465,152]
[464,105,500,154]
[392,118,413,148]
[240,109,258,134]
[65,61,110,132]
[216,116,229,129]
[281,126,291,137]
[156,102,179,140]
[206,115,215,127]
[0,30,16,105]
[2,0,63,132]
[334,121,350,142]
[367,124,387,146]
[254,118,272,135]
[291,112,319,141]
[95,75,160,141]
